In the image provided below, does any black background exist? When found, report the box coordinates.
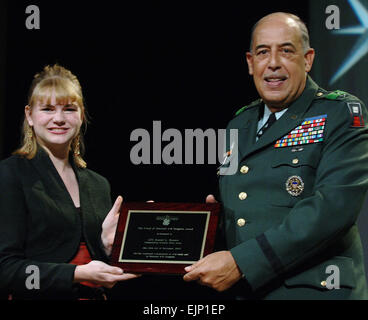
[2,0,309,300]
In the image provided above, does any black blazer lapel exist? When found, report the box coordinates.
[76,168,105,259]
[30,148,79,219]
[76,168,95,229]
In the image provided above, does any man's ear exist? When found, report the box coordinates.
[304,48,315,73]
[246,52,254,75]
[25,105,33,126]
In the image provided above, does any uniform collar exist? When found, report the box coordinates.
[239,75,320,160]
[259,105,288,125]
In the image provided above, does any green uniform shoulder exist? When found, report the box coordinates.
[234,99,262,117]
[315,89,359,102]
[315,88,366,128]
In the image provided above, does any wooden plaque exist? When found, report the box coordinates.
[110,202,220,274]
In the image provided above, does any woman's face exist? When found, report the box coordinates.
[25,90,83,153]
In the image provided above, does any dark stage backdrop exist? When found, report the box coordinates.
[310,0,368,285]
[5,0,368,300]
[0,2,6,159]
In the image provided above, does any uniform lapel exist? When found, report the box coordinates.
[242,76,320,159]
[237,104,261,160]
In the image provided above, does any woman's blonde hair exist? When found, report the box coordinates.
[13,64,88,168]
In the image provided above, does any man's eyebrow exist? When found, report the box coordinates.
[254,44,270,51]
[280,42,297,49]
[254,42,297,51]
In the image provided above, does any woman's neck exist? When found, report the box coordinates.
[41,144,71,173]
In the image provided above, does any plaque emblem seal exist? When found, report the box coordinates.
[162,216,171,226]
[286,176,304,197]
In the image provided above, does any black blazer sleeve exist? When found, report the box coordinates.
[0,157,77,298]
[0,152,113,299]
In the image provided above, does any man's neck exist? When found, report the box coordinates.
[268,105,288,113]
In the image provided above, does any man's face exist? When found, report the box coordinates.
[246,15,315,110]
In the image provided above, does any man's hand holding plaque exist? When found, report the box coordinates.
[183,195,243,292]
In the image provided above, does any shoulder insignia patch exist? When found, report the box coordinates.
[324,90,348,100]
[347,102,365,128]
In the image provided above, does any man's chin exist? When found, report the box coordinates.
[262,96,289,109]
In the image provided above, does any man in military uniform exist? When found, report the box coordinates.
[184,12,368,299]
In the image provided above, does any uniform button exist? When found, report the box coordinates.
[240,166,249,174]
[292,158,299,165]
[321,281,327,287]
[238,192,248,201]
[237,219,247,227]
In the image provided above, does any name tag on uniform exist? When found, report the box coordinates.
[275,115,327,148]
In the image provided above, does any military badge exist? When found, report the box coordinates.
[347,102,364,128]
[286,176,304,197]
[275,115,327,148]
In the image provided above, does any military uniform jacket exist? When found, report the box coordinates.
[0,148,112,299]
[219,76,368,299]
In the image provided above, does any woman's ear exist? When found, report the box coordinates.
[25,105,33,126]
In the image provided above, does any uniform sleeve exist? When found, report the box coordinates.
[0,161,77,298]
[230,99,368,291]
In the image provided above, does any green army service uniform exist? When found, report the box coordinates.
[219,76,368,300]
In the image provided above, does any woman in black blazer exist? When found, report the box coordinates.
[0,65,138,299]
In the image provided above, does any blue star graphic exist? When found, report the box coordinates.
[329,0,368,85]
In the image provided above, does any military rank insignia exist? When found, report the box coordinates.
[286,176,304,197]
[347,102,365,128]
[275,115,327,148]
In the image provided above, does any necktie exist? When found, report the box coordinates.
[256,112,276,140]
